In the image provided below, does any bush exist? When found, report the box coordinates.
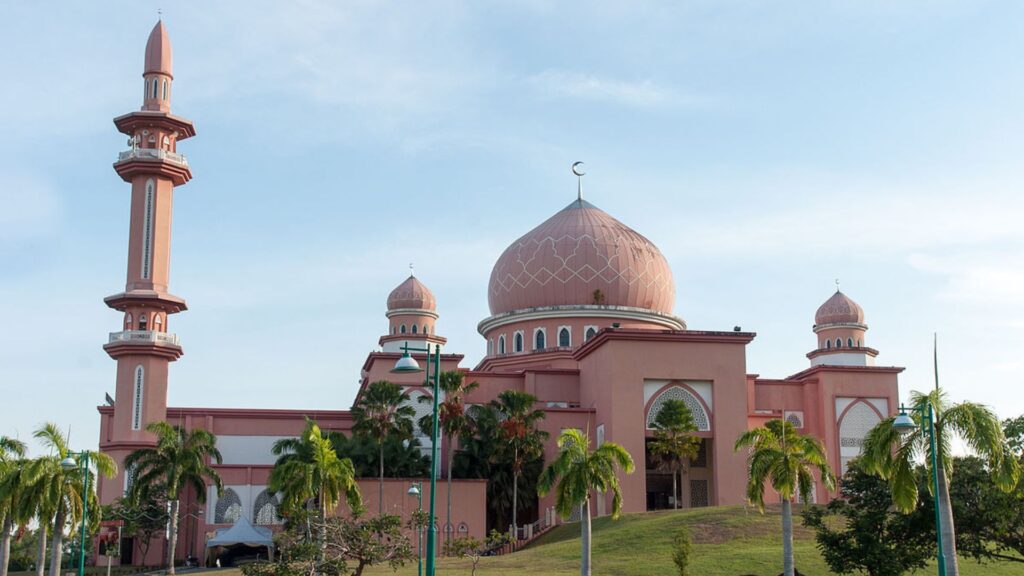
[672,525,692,576]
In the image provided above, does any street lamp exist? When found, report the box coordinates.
[392,344,440,576]
[892,402,945,576]
[408,483,423,576]
[61,451,91,576]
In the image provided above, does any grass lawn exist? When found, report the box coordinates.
[100,505,1023,575]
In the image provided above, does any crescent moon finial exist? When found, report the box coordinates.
[571,162,585,200]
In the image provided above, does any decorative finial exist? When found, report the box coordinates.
[571,161,585,200]
[158,7,162,18]
[835,278,841,292]
[409,262,415,277]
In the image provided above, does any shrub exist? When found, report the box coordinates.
[672,525,692,576]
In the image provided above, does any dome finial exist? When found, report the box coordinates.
[571,161,585,201]
[409,262,415,277]
[835,278,840,292]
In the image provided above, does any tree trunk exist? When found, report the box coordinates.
[379,442,385,517]
[318,492,327,561]
[167,499,180,575]
[1,514,12,576]
[47,507,64,576]
[446,435,454,548]
[936,464,960,576]
[672,471,678,510]
[580,499,592,576]
[781,498,794,576]
[35,523,46,576]
[512,471,518,539]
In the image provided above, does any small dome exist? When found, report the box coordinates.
[144,20,173,77]
[488,199,675,315]
[815,291,865,325]
[387,275,436,311]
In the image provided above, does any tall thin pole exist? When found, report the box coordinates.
[78,452,90,576]
[417,486,423,576]
[425,345,441,575]
[926,404,945,575]
[933,332,940,392]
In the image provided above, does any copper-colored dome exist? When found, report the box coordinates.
[488,199,675,315]
[144,20,173,77]
[388,275,436,311]
[815,291,865,325]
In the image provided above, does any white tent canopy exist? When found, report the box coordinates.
[206,516,274,561]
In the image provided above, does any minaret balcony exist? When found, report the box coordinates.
[117,147,189,166]
[108,330,180,346]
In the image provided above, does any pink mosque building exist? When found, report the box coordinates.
[95,22,902,565]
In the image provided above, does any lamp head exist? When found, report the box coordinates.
[391,351,423,373]
[407,484,421,496]
[60,456,78,471]
[892,412,917,436]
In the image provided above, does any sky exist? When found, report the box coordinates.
[1,1,1022,456]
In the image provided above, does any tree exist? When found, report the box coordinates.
[33,423,116,576]
[106,486,168,566]
[1004,415,1024,457]
[948,455,1024,565]
[734,418,836,576]
[445,531,512,576]
[269,419,362,553]
[352,381,415,516]
[452,404,544,532]
[803,458,935,576]
[330,434,428,479]
[0,436,28,576]
[537,428,635,576]
[647,399,700,510]
[860,389,1020,576]
[417,370,478,545]
[124,422,222,575]
[491,390,548,535]
[671,525,693,576]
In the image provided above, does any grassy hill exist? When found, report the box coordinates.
[362,504,1021,576]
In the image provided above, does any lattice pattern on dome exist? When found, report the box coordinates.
[647,387,710,431]
[690,479,709,508]
[839,402,881,453]
[254,490,280,525]
[215,488,242,524]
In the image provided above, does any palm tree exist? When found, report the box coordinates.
[491,390,548,535]
[861,389,1020,576]
[0,437,27,576]
[647,399,701,510]
[537,428,635,576]
[269,419,361,523]
[123,422,222,575]
[734,419,836,576]
[418,370,479,544]
[352,381,415,516]
[33,424,116,576]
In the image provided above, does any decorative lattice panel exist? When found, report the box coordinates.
[215,488,242,524]
[647,387,710,431]
[690,439,708,468]
[839,402,881,451]
[784,411,804,429]
[690,480,709,508]
[254,490,280,525]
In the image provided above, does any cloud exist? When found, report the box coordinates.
[528,70,686,107]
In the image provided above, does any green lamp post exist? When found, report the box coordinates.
[892,403,945,576]
[392,343,441,576]
[408,482,423,576]
[60,451,92,576]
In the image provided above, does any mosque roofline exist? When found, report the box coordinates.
[785,364,905,381]
[573,327,756,361]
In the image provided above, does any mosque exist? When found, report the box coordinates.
[95,21,902,565]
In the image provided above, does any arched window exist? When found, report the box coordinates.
[215,488,243,524]
[856,339,861,346]
[585,326,597,341]
[400,325,407,334]
[498,335,506,355]
[162,80,168,100]
[392,327,396,335]
[125,313,132,329]
[254,490,280,525]
[826,340,832,349]
[534,328,546,350]
[514,332,524,353]
[131,365,144,431]
[138,314,148,331]
[839,400,882,473]
[836,338,843,348]
[847,337,854,348]
[151,78,159,99]
[647,386,710,431]
[154,314,163,332]
[412,325,418,334]
[423,325,429,335]
[487,339,493,355]
[558,327,571,347]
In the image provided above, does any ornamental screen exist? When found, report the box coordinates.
[647,386,710,431]
[838,401,882,474]
[215,488,243,524]
[254,490,281,525]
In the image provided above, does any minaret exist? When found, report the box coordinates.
[807,290,878,367]
[100,21,194,501]
[379,273,447,352]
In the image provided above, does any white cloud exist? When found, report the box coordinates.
[528,70,685,107]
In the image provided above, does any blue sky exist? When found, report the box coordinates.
[2,1,1022,455]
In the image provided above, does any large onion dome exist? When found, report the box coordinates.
[387,275,436,311]
[814,291,865,326]
[487,198,676,315]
